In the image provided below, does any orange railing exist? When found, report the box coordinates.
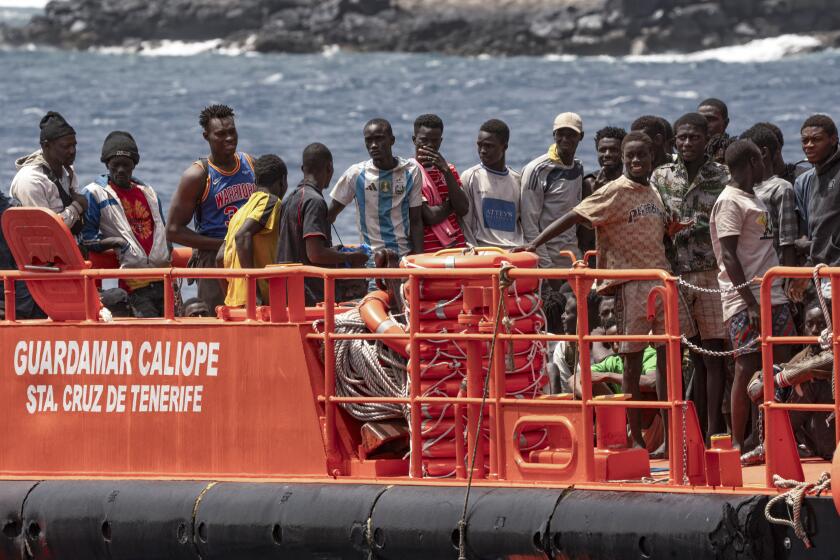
[760,266,840,486]
[2,261,837,490]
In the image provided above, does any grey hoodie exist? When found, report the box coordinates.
[10,150,81,229]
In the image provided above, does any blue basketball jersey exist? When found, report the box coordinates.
[195,152,256,239]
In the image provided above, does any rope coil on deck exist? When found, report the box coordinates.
[318,309,409,422]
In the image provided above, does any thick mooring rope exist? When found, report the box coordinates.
[328,308,408,422]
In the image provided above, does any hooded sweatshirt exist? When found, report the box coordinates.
[802,146,840,266]
[10,150,82,230]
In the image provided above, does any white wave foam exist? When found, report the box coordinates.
[626,34,823,63]
[94,39,255,57]
[0,0,47,7]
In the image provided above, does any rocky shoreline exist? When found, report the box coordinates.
[3,0,840,57]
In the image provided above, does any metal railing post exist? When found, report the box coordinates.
[322,276,342,475]
[759,270,776,487]
[573,273,596,482]
[408,274,423,478]
[163,272,175,320]
[832,275,840,444]
[3,277,15,322]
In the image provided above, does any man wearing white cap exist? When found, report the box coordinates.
[521,112,585,272]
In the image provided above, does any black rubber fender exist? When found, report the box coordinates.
[194,482,387,559]
[548,490,774,559]
[21,480,207,560]
[0,481,38,560]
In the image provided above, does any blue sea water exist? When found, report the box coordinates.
[1,5,839,242]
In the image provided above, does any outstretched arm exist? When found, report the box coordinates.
[515,210,588,252]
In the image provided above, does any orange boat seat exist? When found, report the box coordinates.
[1,207,97,321]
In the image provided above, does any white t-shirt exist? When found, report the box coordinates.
[331,157,423,256]
[460,164,524,249]
[710,185,788,321]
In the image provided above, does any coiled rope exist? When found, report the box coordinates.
[765,472,831,548]
[320,308,408,422]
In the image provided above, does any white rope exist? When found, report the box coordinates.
[326,309,409,422]
[765,472,831,548]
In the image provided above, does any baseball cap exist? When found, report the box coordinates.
[553,112,583,134]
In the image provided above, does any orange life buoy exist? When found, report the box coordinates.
[406,277,541,301]
[416,339,542,361]
[416,292,542,320]
[402,247,539,270]
[420,372,546,397]
[358,290,409,358]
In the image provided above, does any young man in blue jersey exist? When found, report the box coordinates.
[166,104,256,312]
[328,118,424,262]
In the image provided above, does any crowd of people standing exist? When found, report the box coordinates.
[2,98,838,464]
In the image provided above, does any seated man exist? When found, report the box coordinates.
[220,155,287,307]
[81,131,170,317]
[0,191,44,319]
[277,143,369,306]
[581,321,657,397]
[10,111,87,234]
[746,302,835,462]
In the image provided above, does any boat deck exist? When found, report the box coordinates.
[648,456,832,489]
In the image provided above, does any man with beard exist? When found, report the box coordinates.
[10,111,87,234]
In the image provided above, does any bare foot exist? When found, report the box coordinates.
[650,443,668,460]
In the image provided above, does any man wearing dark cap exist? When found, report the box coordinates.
[10,111,87,233]
[80,131,171,317]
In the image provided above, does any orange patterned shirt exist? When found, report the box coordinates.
[574,174,672,294]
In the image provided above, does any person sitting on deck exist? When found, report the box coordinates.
[80,131,171,318]
[10,111,87,235]
[412,114,468,252]
[517,131,696,458]
[709,139,795,452]
[745,301,836,463]
[218,154,287,308]
[277,143,369,306]
[0,190,44,319]
[166,104,256,312]
[328,119,424,266]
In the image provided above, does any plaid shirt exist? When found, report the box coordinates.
[754,176,799,256]
[651,158,730,273]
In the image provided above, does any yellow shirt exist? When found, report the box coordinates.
[223,190,281,306]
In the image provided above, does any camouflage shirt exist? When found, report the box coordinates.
[651,159,730,273]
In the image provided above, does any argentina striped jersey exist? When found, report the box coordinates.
[331,158,423,256]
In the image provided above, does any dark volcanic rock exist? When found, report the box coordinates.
[4,0,840,56]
